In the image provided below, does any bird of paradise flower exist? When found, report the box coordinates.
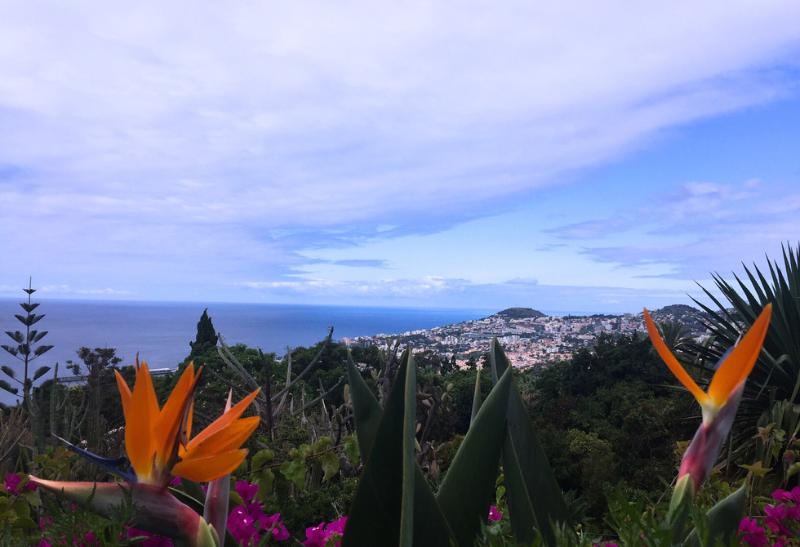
[644,304,772,500]
[30,360,260,546]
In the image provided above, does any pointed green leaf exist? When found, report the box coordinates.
[437,367,512,547]
[489,339,568,545]
[1,365,15,379]
[5,331,24,344]
[470,367,482,426]
[344,352,453,547]
[346,352,382,461]
[399,352,416,547]
[683,484,747,546]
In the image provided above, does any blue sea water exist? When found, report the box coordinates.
[0,299,491,373]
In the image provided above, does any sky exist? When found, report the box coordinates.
[1,1,799,313]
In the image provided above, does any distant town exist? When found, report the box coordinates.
[344,304,708,368]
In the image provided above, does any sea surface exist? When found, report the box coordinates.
[0,299,491,372]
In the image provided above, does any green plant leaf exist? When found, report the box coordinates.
[319,451,340,482]
[279,458,307,490]
[437,367,512,547]
[470,367,482,426]
[683,484,747,546]
[343,434,360,465]
[343,351,453,547]
[489,338,569,545]
[399,350,416,547]
[251,448,274,473]
[346,351,382,462]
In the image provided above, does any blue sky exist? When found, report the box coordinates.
[1,1,799,312]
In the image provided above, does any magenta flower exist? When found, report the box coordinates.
[235,479,259,504]
[227,480,289,545]
[4,472,36,495]
[488,505,503,522]
[302,517,347,547]
[302,523,329,547]
[127,527,175,546]
[739,517,768,547]
[326,516,347,537]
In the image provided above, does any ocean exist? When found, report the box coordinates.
[0,298,491,373]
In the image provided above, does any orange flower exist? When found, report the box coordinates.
[645,304,772,492]
[114,361,260,486]
[643,304,771,424]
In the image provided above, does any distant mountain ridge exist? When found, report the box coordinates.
[493,307,547,319]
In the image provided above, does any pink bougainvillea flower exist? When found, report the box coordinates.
[302,517,347,547]
[644,305,771,491]
[488,505,503,522]
[227,480,289,545]
[303,523,329,547]
[5,472,36,495]
[234,479,259,504]
[738,517,769,547]
[326,516,347,537]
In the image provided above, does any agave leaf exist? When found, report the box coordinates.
[345,352,382,461]
[343,351,453,547]
[469,367,482,426]
[683,484,747,546]
[489,339,569,545]
[437,367,511,547]
[399,351,416,547]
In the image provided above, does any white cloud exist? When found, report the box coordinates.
[1,1,799,299]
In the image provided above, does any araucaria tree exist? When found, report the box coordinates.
[0,279,54,408]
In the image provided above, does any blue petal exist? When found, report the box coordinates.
[53,434,137,483]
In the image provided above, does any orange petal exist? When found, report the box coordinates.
[172,448,248,483]
[644,309,710,406]
[154,363,200,468]
[184,416,260,459]
[126,362,158,480]
[186,389,260,451]
[138,360,161,417]
[114,370,132,419]
[708,304,772,407]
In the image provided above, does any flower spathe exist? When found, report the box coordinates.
[644,304,772,491]
[114,360,261,486]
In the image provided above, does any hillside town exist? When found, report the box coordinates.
[344,304,707,368]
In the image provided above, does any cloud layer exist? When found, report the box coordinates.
[1,1,799,303]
